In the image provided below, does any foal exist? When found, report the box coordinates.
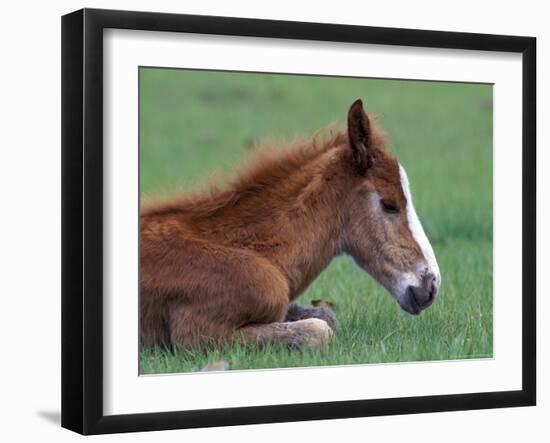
[140,99,441,348]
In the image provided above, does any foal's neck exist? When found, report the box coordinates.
[192,140,353,299]
[266,145,352,298]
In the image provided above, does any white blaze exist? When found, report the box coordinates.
[398,163,440,283]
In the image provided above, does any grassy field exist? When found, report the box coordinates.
[139,68,493,374]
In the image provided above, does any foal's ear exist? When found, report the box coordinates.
[347,99,372,175]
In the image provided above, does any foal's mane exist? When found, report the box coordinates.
[141,120,387,218]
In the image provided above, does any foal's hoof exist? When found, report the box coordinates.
[294,318,333,347]
[314,307,337,330]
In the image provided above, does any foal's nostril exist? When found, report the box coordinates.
[427,275,440,303]
[406,272,439,312]
[418,271,438,304]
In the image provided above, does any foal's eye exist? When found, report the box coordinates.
[381,200,400,214]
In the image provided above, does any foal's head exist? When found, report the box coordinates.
[342,99,440,315]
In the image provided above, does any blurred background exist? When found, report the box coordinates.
[139,68,493,373]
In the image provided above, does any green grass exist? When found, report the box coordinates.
[139,68,493,374]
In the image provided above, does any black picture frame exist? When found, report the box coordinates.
[61,8,537,435]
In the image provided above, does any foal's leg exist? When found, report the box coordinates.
[235,319,333,348]
[285,304,337,329]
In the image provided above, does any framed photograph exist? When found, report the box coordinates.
[61,8,536,435]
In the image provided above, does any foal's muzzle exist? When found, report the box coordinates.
[400,271,439,315]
